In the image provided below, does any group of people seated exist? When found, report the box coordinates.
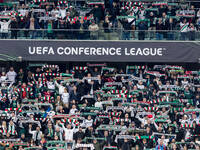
[0,0,199,40]
[0,63,200,150]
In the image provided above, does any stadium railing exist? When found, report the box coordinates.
[1,29,200,41]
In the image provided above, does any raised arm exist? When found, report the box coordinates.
[129,18,136,25]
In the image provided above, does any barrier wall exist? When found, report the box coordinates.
[0,40,199,62]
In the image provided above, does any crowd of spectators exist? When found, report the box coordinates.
[0,63,200,150]
[0,0,199,40]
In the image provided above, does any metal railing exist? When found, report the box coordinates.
[1,28,200,41]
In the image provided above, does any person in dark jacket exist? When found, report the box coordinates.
[166,18,176,40]
[121,139,131,150]
[156,18,165,40]
[109,2,120,28]
[103,16,112,40]
[25,17,40,39]
[73,127,85,142]
[76,19,89,40]
[138,21,148,40]
[90,5,104,24]
[10,17,18,39]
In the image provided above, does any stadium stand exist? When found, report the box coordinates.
[0,0,199,40]
[0,63,200,150]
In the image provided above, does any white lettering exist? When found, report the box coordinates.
[29,47,35,54]
[57,47,64,55]
[49,47,55,55]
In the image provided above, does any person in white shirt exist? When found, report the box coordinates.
[29,125,43,144]
[59,6,66,19]
[0,72,7,86]
[47,78,55,90]
[69,104,78,115]
[181,78,189,87]
[6,67,17,83]
[157,135,169,146]
[180,19,189,40]
[137,80,145,90]
[55,80,65,95]
[51,7,60,18]
[95,97,103,108]
[62,123,75,142]
[61,88,69,104]
[81,115,93,128]
[128,11,136,38]
[8,120,17,136]
[0,19,11,39]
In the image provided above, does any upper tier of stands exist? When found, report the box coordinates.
[0,0,199,40]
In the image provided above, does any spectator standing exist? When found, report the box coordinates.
[156,18,164,40]
[25,17,40,39]
[61,88,69,105]
[29,125,43,146]
[103,16,112,40]
[167,18,176,40]
[138,21,148,40]
[119,18,135,40]
[77,19,89,40]
[6,67,17,83]
[10,17,18,39]
[0,18,11,39]
[109,2,119,29]
[59,6,67,19]
[47,20,54,39]
[188,23,196,41]
[180,19,189,40]
[128,11,136,39]
[91,5,103,24]
[89,20,99,40]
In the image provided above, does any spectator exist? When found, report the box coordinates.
[77,18,89,40]
[156,18,164,40]
[89,20,99,40]
[138,21,148,40]
[119,18,135,40]
[156,140,167,150]
[25,17,40,39]
[0,18,11,39]
[103,16,112,40]
[59,6,67,19]
[91,5,103,24]
[167,18,176,40]
[188,23,196,41]
[29,125,42,146]
[6,67,17,83]
[10,17,18,39]
[180,18,189,41]
[61,88,69,105]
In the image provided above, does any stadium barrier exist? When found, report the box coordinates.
[0,40,199,63]
[0,29,200,41]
